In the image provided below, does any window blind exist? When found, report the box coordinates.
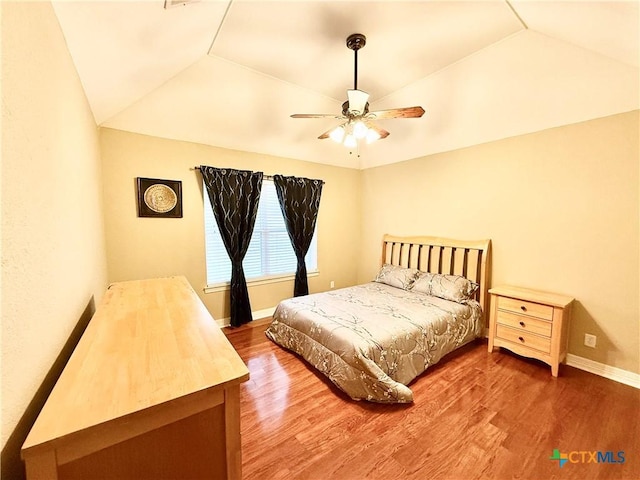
[204,179,318,286]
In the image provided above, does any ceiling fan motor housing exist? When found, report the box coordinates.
[342,100,369,118]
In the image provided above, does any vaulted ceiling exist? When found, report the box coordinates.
[52,1,639,169]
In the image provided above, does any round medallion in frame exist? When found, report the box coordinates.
[136,177,183,218]
[144,184,178,213]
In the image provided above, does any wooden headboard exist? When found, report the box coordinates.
[382,234,492,321]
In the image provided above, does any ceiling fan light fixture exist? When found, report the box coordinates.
[366,129,381,144]
[344,134,357,149]
[329,125,345,143]
[353,121,368,139]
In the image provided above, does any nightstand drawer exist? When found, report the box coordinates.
[496,325,551,353]
[496,310,552,337]
[497,296,553,321]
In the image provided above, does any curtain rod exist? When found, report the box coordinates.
[193,166,324,184]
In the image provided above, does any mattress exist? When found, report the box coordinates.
[265,282,483,403]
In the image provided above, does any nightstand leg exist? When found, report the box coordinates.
[488,296,498,353]
[551,364,559,377]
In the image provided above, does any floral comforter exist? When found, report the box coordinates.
[265,282,483,403]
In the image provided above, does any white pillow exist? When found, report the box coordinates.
[411,272,479,303]
[374,264,421,290]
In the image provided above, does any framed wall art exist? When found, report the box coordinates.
[136,177,183,218]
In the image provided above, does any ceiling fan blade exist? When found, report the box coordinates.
[347,89,369,115]
[318,128,332,139]
[318,122,347,140]
[367,106,425,120]
[291,113,343,119]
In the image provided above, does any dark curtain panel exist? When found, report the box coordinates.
[273,175,323,297]
[201,166,263,327]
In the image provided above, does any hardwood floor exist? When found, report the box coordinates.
[224,320,639,480]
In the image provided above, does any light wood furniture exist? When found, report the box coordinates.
[382,234,491,322]
[21,276,249,480]
[488,285,573,376]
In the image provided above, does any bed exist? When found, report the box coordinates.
[265,234,491,403]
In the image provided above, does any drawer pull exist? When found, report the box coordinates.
[518,336,525,343]
[520,305,527,312]
[519,321,525,327]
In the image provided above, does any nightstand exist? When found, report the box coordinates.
[488,285,574,377]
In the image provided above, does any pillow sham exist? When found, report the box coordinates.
[411,272,479,303]
[374,264,421,290]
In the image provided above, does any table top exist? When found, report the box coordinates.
[22,276,249,454]
[489,284,574,308]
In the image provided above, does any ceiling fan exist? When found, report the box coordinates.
[291,33,425,151]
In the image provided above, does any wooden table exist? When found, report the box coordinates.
[21,276,250,479]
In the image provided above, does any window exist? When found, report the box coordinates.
[204,179,318,287]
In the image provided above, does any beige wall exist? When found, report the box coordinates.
[100,128,361,321]
[1,0,108,471]
[359,111,639,374]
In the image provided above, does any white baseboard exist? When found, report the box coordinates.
[566,354,640,389]
[215,306,277,328]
